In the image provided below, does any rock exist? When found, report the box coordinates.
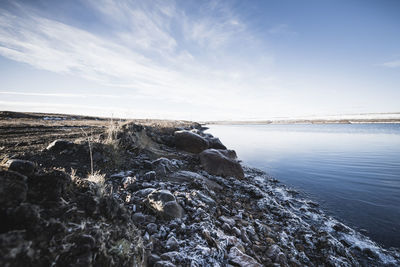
[4,159,35,175]
[207,137,227,150]
[132,212,146,224]
[219,216,236,227]
[241,227,251,244]
[133,188,156,197]
[168,171,222,191]
[152,158,179,176]
[232,227,242,237]
[222,222,232,232]
[160,251,181,263]
[147,190,183,219]
[199,149,244,179]
[0,169,28,207]
[146,223,158,234]
[148,254,161,266]
[166,236,179,250]
[174,130,208,153]
[195,191,216,207]
[266,244,281,259]
[143,171,156,180]
[145,214,157,223]
[46,139,74,151]
[228,246,262,267]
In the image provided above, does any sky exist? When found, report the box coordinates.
[0,0,399,121]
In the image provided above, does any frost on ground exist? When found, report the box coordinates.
[1,113,399,266]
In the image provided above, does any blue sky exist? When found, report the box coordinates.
[0,0,399,120]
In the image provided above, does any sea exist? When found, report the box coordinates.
[207,123,400,249]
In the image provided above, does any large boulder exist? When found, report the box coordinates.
[174,130,208,154]
[199,149,244,179]
[147,190,183,219]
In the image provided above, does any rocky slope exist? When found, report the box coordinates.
[1,117,400,266]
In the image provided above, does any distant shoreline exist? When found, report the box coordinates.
[203,119,400,125]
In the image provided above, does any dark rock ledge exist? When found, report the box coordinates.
[1,121,399,267]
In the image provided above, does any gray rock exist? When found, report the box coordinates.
[266,244,281,259]
[163,201,184,219]
[207,137,227,150]
[160,251,181,263]
[46,139,74,151]
[166,236,179,250]
[152,158,178,176]
[195,191,216,207]
[174,130,209,153]
[219,215,236,227]
[132,212,146,224]
[3,159,35,176]
[222,222,232,232]
[228,246,262,267]
[147,254,161,266]
[147,190,184,219]
[134,188,156,197]
[168,171,222,191]
[241,227,251,244]
[146,223,158,234]
[143,171,156,180]
[199,149,244,179]
[232,227,242,237]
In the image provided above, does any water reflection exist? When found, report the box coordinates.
[207,124,400,248]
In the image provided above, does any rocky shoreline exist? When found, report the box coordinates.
[1,119,400,266]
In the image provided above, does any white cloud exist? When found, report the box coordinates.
[0,0,281,120]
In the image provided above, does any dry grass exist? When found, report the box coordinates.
[87,171,106,185]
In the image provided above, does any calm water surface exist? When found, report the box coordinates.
[207,124,400,248]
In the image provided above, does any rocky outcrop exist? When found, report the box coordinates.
[199,149,244,179]
[174,130,208,153]
[1,119,399,267]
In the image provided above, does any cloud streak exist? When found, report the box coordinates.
[0,0,276,116]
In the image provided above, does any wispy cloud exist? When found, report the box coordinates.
[0,0,278,119]
[381,60,400,68]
